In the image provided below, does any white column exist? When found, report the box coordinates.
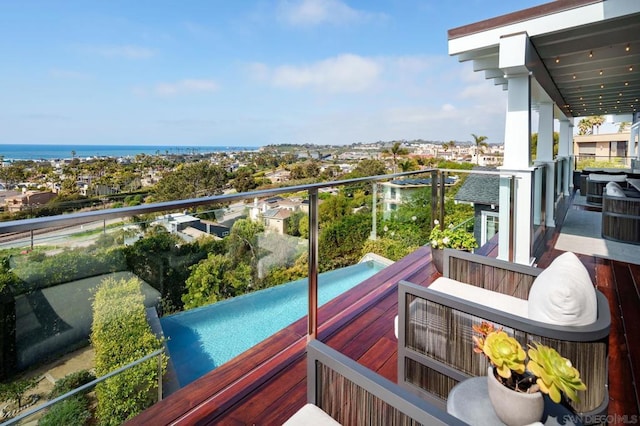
[498,73,534,265]
[502,75,532,170]
[537,102,555,227]
[558,118,573,195]
[496,32,540,265]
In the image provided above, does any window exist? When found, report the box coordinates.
[481,210,499,246]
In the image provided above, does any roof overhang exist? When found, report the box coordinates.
[449,0,640,120]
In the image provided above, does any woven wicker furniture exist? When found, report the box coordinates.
[585,173,627,205]
[397,249,610,424]
[602,192,640,244]
[302,340,464,425]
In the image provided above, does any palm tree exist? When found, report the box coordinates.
[589,115,605,135]
[578,118,592,135]
[398,158,417,172]
[471,134,488,164]
[618,121,630,133]
[383,142,409,173]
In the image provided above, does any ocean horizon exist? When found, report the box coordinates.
[1,144,259,161]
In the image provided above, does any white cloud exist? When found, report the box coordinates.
[85,45,155,59]
[254,54,380,93]
[49,68,91,80]
[441,103,456,112]
[154,79,219,96]
[277,0,372,26]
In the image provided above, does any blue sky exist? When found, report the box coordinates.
[0,0,551,147]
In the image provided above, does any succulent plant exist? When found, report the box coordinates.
[473,323,587,404]
[527,342,587,403]
[481,331,526,379]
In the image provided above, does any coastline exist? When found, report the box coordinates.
[1,144,259,162]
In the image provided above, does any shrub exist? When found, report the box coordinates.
[361,238,418,261]
[91,277,166,425]
[38,396,91,426]
[48,370,96,399]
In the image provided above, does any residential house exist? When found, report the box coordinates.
[454,168,500,246]
[5,190,56,214]
[262,208,293,235]
[573,131,632,165]
[264,169,291,183]
[381,177,456,218]
[249,196,306,235]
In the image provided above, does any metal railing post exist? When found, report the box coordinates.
[158,352,163,401]
[439,171,445,229]
[370,183,377,240]
[308,188,319,340]
[431,170,438,228]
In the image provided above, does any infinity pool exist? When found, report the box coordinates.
[160,260,386,386]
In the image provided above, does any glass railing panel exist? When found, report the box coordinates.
[0,170,441,423]
[375,172,435,255]
[575,155,632,170]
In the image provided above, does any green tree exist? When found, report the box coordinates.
[288,211,306,237]
[530,132,559,160]
[577,115,606,135]
[383,142,409,173]
[182,254,251,309]
[349,159,387,178]
[0,377,38,409]
[361,237,418,261]
[289,164,305,180]
[577,118,592,135]
[398,158,418,172]
[0,163,27,190]
[319,213,372,270]
[227,219,264,266]
[618,121,630,132]
[319,193,351,224]
[471,134,489,164]
[589,115,605,135]
[232,169,258,193]
[153,162,227,201]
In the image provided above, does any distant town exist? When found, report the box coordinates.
[0,139,504,222]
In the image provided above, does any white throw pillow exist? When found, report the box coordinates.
[528,252,597,326]
[605,181,626,197]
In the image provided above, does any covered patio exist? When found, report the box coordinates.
[449,0,640,265]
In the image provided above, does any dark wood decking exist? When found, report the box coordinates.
[131,196,640,425]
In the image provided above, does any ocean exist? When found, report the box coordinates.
[1,144,258,161]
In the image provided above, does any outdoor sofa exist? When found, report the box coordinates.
[602,181,640,244]
[397,249,610,424]
[284,340,464,425]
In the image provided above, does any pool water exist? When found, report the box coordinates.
[160,260,386,386]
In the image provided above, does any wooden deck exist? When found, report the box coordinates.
[131,195,640,425]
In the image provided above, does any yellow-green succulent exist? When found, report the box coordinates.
[527,342,587,403]
[482,331,526,379]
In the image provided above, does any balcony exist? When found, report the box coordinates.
[0,165,638,425]
[2,0,640,423]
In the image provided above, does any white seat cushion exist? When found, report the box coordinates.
[606,181,626,197]
[528,252,597,326]
[283,403,341,425]
[429,277,529,318]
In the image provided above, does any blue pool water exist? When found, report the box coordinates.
[160,261,386,386]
